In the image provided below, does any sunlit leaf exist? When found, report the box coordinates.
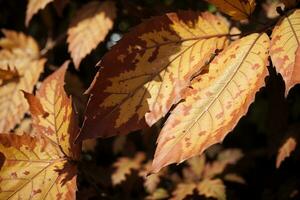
[67,1,116,68]
[0,62,80,200]
[206,0,256,20]
[78,11,230,141]
[152,33,270,172]
[270,9,300,94]
[112,152,145,185]
[0,30,45,132]
[276,137,297,168]
[197,179,226,200]
[25,0,53,26]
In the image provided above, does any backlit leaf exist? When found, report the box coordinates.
[152,33,270,172]
[276,137,297,168]
[78,11,230,141]
[270,9,300,94]
[67,1,116,68]
[206,0,256,20]
[0,62,80,200]
[112,152,145,185]
[25,0,53,26]
[0,30,45,132]
[171,183,196,200]
[197,179,226,200]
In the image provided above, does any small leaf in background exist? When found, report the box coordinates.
[152,33,269,173]
[0,62,80,200]
[206,0,256,20]
[25,0,53,26]
[78,11,230,141]
[276,137,297,168]
[112,152,145,185]
[198,179,226,200]
[270,9,300,95]
[146,188,169,200]
[0,30,45,133]
[67,1,116,68]
[224,173,246,184]
[171,183,196,200]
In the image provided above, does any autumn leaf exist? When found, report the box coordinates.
[171,183,196,200]
[281,0,299,8]
[146,188,169,200]
[0,67,20,86]
[0,62,81,200]
[276,137,297,168]
[152,33,270,173]
[0,30,45,132]
[26,0,53,26]
[197,179,226,200]
[112,152,145,185]
[186,155,206,178]
[224,173,246,184]
[14,118,33,135]
[67,1,116,68]
[270,9,300,94]
[78,11,230,141]
[206,0,256,20]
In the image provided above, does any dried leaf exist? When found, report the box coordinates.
[206,0,256,20]
[186,155,206,178]
[152,33,269,173]
[197,179,226,200]
[26,0,53,26]
[78,11,230,141]
[14,118,33,135]
[276,137,297,168]
[281,0,300,8]
[0,30,45,132]
[67,1,116,68]
[224,173,246,184]
[112,152,145,185]
[146,188,169,200]
[0,67,20,86]
[0,62,80,200]
[270,9,300,94]
[171,183,196,200]
[82,139,97,152]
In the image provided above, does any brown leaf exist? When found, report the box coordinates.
[171,183,196,200]
[77,11,230,141]
[0,67,20,86]
[197,179,226,200]
[67,1,116,68]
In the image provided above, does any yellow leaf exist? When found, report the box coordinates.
[0,30,45,133]
[186,155,206,178]
[197,179,226,200]
[26,0,53,26]
[152,33,270,173]
[171,183,196,200]
[276,137,297,168]
[78,11,230,141]
[67,1,116,68]
[206,0,256,20]
[14,118,33,135]
[0,62,80,200]
[270,9,300,94]
[146,188,169,200]
[112,152,145,185]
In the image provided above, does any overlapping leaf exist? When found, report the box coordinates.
[152,33,270,172]
[206,0,256,20]
[0,63,81,200]
[0,30,45,132]
[270,9,300,94]
[78,11,230,141]
[276,137,297,168]
[67,1,116,68]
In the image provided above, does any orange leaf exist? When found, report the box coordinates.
[276,137,297,168]
[206,0,256,20]
[25,0,53,26]
[78,11,230,141]
[171,183,196,200]
[0,67,20,86]
[197,179,226,200]
[112,152,145,185]
[0,62,80,200]
[270,9,300,95]
[0,30,45,132]
[152,33,270,173]
[67,1,116,68]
